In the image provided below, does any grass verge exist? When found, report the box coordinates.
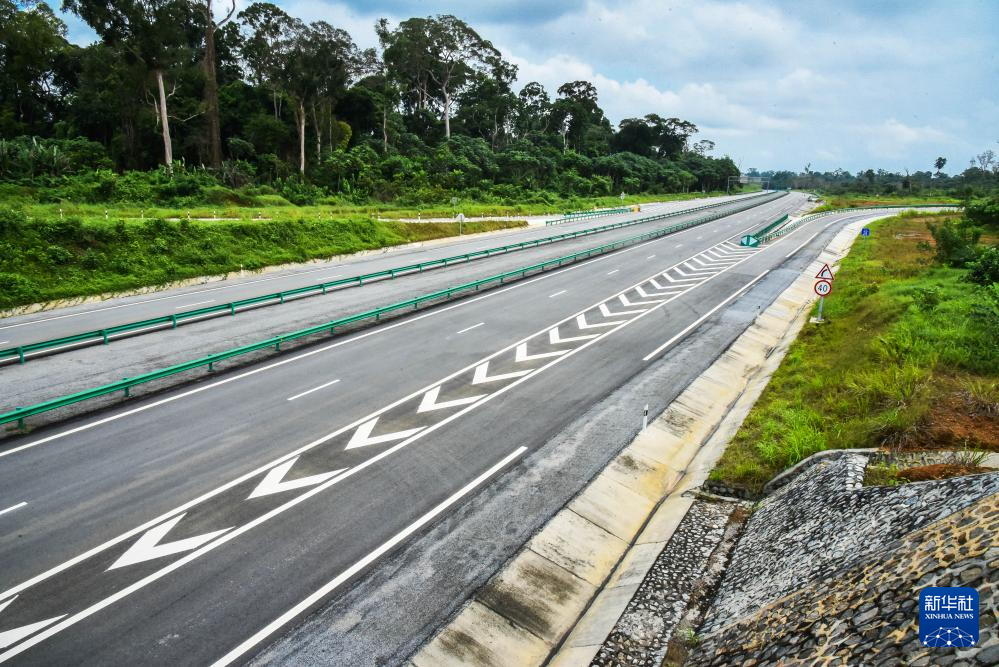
[811,193,962,212]
[0,208,525,309]
[710,211,999,493]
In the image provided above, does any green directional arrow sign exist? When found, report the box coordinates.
[740,235,760,247]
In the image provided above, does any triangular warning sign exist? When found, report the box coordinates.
[815,263,835,281]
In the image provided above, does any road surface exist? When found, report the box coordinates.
[0,195,890,665]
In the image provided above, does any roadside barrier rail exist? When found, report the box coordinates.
[739,213,789,246]
[756,204,960,244]
[0,191,788,428]
[555,206,631,223]
[0,191,778,365]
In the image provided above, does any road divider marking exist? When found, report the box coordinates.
[286,379,341,402]
[549,327,599,345]
[515,342,567,363]
[471,362,531,385]
[209,447,528,667]
[455,322,484,335]
[108,514,232,571]
[0,597,63,650]
[344,417,424,451]
[416,386,485,413]
[0,502,26,518]
[247,458,347,500]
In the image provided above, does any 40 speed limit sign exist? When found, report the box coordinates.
[814,279,832,296]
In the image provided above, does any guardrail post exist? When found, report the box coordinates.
[172,315,178,329]
[279,294,285,304]
[18,347,25,364]
[15,408,24,430]
[122,379,129,397]
[230,304,236,315]
[321,285,327,295]
[275,341,281,351]
[101,330,108,344]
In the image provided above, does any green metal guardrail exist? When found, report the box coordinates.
[739,213,789,246]
[0,191,787,428]
[555,206,631,223]
[755,204,960,244]
[0,191,778,365]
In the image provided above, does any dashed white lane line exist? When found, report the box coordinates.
[174,300,215,310]
[0,342,8,346]
[456,322,485,334]
[0,502,27,518]
[210,447,528,667]
[675,244,683,248]
[647,254,656,259]
[607,269,619,275]
[548,290,567,298]
[286,379,341,402]
[322,275,343,281]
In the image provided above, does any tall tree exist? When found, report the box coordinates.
[379,15,506,139]
[63,0,199,170]
[195,0,236,169]
[934,156,947,175]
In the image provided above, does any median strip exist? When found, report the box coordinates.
[0,192,777,365]
[0,192,786,429]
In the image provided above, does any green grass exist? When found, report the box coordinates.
[0,208,526,309]
[811,193,962,212]
[709,212,999,493]
[12,189,739,224]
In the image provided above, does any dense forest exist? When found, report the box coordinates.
[0,0,744,206]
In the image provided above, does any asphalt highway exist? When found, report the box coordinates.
[0,193,887,665]
[0,193,760,353]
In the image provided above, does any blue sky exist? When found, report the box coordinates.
[58,0,999,174]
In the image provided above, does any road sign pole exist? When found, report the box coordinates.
[816,296,825,322]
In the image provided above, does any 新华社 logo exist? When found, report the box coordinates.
[919,587,979,647]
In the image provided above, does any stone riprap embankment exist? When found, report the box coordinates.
[684,454,999,666]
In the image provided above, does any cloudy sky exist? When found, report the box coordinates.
[59,0,999,174]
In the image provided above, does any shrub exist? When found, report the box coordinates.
[927,218,982,266]
[967,245,999,286]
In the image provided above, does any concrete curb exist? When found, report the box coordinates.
[408,215,877,667]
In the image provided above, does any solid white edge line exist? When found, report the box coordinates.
[208,446,528,667]
[455,322,484,335]
[286,379,341,402]
[784,231,821,258]
[642,270,771,361]
[0,502,27,518]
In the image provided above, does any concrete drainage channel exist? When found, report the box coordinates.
[406,214,875,667]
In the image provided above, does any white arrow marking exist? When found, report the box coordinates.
[515,342,566,363]
[0,597,65,650]
[618,293,663,307]
[599,302,646,318]
[548,327,599,345]
[417,386,485,413]
[247,457,347,499]
[108,514,232,570]
[345,417,423,450]
[576,313,622,329]
[471,361,531,385]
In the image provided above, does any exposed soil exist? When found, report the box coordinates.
[897,463,995,482]
[921,394,999,451]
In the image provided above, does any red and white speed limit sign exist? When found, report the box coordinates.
[814,280,832,296]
